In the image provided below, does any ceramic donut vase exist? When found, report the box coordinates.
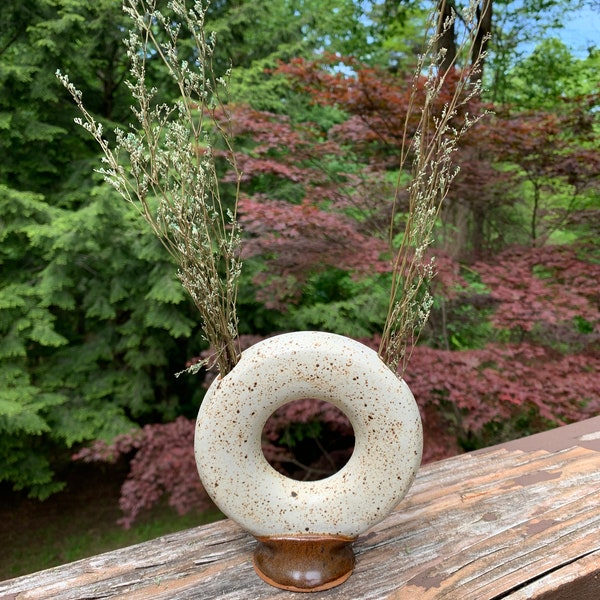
[194,331,423,592]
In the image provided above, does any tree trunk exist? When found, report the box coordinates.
[472,0,493,70]
[437,0,457,72]
[437,1,493,73]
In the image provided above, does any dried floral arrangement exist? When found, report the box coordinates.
[379,3,488,374]
[59,0,243,377]
[58,0,488,380]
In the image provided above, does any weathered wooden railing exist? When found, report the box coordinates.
[2,417,599,599]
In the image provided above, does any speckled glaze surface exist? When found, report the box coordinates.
[194,331,423,540]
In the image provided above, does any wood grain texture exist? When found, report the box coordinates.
[2,419,600,599]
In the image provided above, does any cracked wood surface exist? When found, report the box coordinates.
[2,417,600,599]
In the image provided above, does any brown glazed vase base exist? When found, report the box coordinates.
[253,534,356,592]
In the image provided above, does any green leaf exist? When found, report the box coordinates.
[0,398,26,418]
[28,321,68,347]
[51,403,134,446]
[0,284,30,309]
[0,334,26,358]
[145,272,186,304]
[0,112,12,130]
[143,303,195,338]
[85,294,117,320]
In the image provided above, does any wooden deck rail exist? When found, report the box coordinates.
[2,417,599,599]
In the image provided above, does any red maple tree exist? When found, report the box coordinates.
[75,55,600,526]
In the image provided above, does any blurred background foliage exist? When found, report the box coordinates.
[1,0,598,512]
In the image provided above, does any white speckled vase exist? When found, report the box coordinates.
[194,331,423,592]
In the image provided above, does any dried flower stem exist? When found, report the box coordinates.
[379,1,490,375]
[58,0,242,376]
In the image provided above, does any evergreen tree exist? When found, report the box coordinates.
[0,0,200,497]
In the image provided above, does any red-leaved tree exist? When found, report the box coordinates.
[74,55,600,526]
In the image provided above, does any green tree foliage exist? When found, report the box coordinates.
[0,0,393,499]
[483,0,597,102]
[203,0,377,111]
[2,0,599,503]
[0,0,201,497]
[375,1,597,98]
[503,38,600,108]
[0,177,200,496]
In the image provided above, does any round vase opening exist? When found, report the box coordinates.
[261,398,355,481]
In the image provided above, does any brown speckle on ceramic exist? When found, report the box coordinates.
[253,534,356,592]
[194,331,423,538]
